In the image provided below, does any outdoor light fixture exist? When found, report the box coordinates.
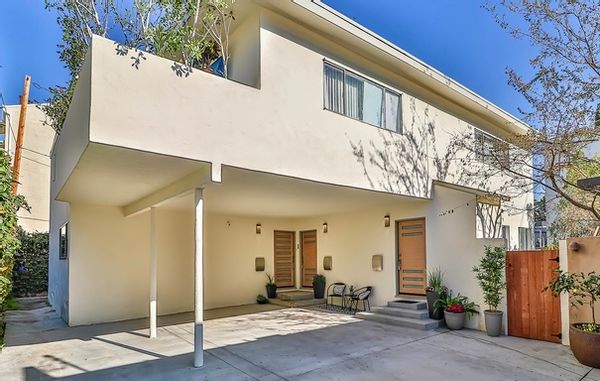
[384,214,391,227]
[569,241,581,252]
[256,223,262,234]
[322,222,328,233]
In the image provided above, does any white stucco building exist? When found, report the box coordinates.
[48,0,533,366]
[2,104,55,232]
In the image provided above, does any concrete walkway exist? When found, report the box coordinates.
[0,301,598,381]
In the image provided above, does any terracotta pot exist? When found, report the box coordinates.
[569,324,600,368]
[444,310,466,330]
[484,310,503,337]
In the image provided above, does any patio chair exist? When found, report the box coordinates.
[326,282,347,310]
[348,286,372,314]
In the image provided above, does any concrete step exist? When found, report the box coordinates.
[371,306,430,320]
[270,298,324,308]
[277,290,314,301]
[387,299,427,310]
[357,312,443,330]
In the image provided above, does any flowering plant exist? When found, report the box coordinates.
[446,304,465,313]
[434,291,479,318]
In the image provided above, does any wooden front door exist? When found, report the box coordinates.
[301,230,317,288]
[506,249,561,343]
[397,218,427,295]
[274,231,295,288]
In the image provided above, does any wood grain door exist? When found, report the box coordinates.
[397,218,427,295]
[274,231,295,288]
[301,230,317,288]
[506,249,561,343]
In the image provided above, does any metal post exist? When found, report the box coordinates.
[193,189,204,367]
[149,207,157,338]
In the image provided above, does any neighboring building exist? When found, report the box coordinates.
[2,104,55,232]
[48,0,533,364]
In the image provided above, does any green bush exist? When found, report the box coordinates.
[0,151,28,306]
[11,228,48,297]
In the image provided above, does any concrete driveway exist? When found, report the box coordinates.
[1,300,598,381]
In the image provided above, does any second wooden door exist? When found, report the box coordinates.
[301,230,317,288]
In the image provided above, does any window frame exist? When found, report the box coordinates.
[473,127,510,167]
[59,223,69,260]
[323,60,403,133]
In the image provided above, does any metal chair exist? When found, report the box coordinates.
[348,286,372,314]
[326,282,347,310]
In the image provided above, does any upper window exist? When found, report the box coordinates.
[474,128,509,167]
[324,62,402,133]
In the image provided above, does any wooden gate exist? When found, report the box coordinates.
[506,249,561,343]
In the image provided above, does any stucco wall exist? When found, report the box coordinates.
[4,105,55,232]
[68,205,195,325]
[65,185,506,330]
[48,200,70,322]
[565,237,600,327]
[74,8,530,204]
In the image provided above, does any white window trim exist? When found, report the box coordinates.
[323,59,403,133]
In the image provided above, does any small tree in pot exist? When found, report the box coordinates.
[545,271,600,368]
[265,273,277,299]
[313,274,326,299]
[425,268,447,320]
[473,246,507,337]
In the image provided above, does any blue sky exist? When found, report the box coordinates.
[1,1,534,117]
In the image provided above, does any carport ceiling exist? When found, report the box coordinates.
[58,143,209,206]
[164,166,426,218]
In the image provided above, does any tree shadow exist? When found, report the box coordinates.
[348,98,460,198]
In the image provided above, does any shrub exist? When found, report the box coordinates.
[0,151,28,306]
[11,228,49,297]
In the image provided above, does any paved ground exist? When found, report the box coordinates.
[1,300,598,381]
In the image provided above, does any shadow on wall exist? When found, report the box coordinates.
[348,99,465,198]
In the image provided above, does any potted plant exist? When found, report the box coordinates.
[256,294,269,304]
[545,270,600,368]
[434,292,479,330]
[313,274,326,299]
[265,273,277,299]
[425,268,447,320]
[473,246,507,337]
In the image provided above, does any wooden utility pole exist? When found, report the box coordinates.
[12,75,31,195]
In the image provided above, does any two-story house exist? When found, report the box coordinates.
[48,0,533,366]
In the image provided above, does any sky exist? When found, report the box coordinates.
[1,1,535,118]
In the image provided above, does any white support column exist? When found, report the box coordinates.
[149,207,158,339]
[193,189,204,367]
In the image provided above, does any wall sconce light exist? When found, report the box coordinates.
[322,222,328,234]
[384,214,391,227]
[256,223,262,234]
[568,241,581,252]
